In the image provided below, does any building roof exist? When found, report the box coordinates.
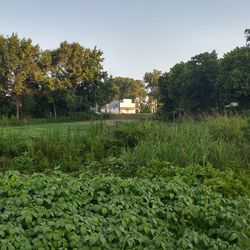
[109,100,120,109]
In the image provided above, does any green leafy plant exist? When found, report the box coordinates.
[0,171,249,249]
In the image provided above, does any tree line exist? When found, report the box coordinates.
[144,30,250,119]
[0,34,146,119]
[0,30,249,120]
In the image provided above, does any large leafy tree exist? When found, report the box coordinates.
[165,62,187,111]
[52,42,103,90]
[143,69,161,113]
[217,47,250,109]
[157,51,219,118]
[34,42,107,116]
[37,49,72,118]
[112,77,146,100]
[157,73,177,119]
[183,51,219,112]
[0,33,41,119]
[52,41,107,113]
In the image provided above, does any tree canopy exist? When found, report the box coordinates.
[0,34,115,118]
[217,47,250,109]
[0,30,249,120]
[157,51,219,117]
[0,33,41,119]
[112,77,146,100]
[156,30,250,119]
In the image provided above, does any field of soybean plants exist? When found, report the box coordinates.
[0,115,250,249]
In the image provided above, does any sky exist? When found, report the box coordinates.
[0,0,249,80]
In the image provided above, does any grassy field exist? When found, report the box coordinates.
[0,115,250,248]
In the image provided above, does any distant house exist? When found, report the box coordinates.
[101,99,136,114]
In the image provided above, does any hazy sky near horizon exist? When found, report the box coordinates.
[0,0,249,79]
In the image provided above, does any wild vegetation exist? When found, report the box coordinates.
[0,116,250,248]
[1,169,249,249]
[0,29,250,248]
[0,116,249,174]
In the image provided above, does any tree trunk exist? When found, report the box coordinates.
[16,102,20,120]
[15,98,21,120]
[53,101,57,119]
[173,110,176,122]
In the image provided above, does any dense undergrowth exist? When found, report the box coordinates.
[0,169,249,249]
[0,115,250,248]
[0,116,249,173]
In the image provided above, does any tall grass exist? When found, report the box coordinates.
[0,115,249,173]
[122,116,250,170]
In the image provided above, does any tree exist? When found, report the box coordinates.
[0,33,41,119]
[165,62,187,112]
[34,42,107,117]
[143,69,161,113]
[244,29,250,47]
[157,51,219,118]
[183,51,219,112]
[217,47,250,109]
[52,42,104,89]
[157,72,176,119]
[112,77,146,100]
[0,36,8,98]
[92,75,116,110]
[53,42,106,113]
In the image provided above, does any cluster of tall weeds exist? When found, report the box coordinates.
[0,116,249,174]
[123,116,250,170]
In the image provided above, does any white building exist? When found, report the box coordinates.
[101,99,136,114]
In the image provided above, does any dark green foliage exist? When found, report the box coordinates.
[103,124,147,156]
[157,42,250,120]
[0,34,118,119]
[0,171,249,249]
[158,51,220,118]
[217,47,250,109]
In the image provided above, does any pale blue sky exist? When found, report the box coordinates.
[0,0,249,79]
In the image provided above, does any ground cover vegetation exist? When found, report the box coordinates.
[0,169,249,249]
[0,116,250,248]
